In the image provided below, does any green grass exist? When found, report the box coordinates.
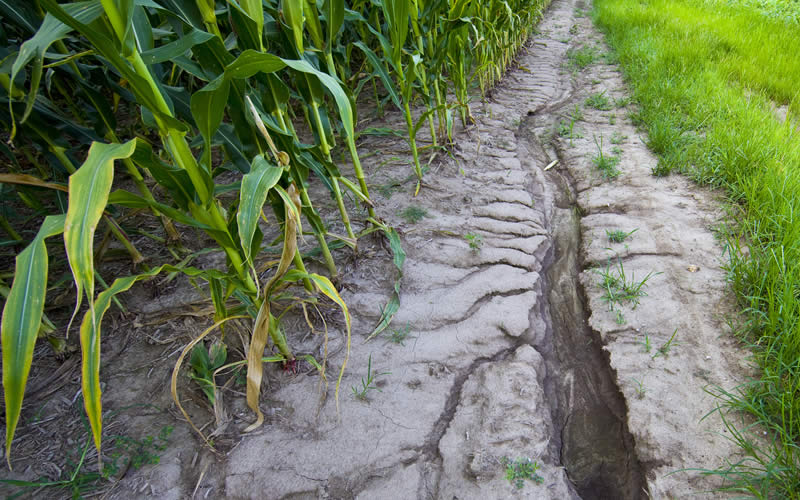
[566,45,599,70]
[595,258,658,311]
[400,206,429,223]
[606,228,637,243]
[585,91,613,110]
[594,0,800,494]
[592,135,621,179]
[500,457,544,489]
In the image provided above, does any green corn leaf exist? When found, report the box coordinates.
[386,226,406,271]
[402,53,422,103]
[228,1,263,51]
[140,28,215,64]
[8,1,103,139]
[282,0,305,55]
[107,189,214,231]
[0,0,41,35]
[283,58,356,146]
[100,0,136,56]
[191,75,231,168]
[222,50,357,155]
[79,264,165,464]
[225,50,286,78]
[323,0,345,48]
[239,0,264,49]
[131,5,154,52]
[64,140,137,324]
[303,0,324,49]
[382,0,410,67]
[39,0,167,122]
[155,0,205,28]
[2,214,65,467]
[129,140,194,208]
[354,41,401,108]
[238,155,283,265]
[208,277,227,323]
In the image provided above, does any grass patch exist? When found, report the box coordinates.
[606,228,637,243]
[399,205,428,223]
[585,91,613,110]
[592,135,621,179]
[594,0,800,493]
[566,45,599,70]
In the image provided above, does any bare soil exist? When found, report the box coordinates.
[1,0,754,498]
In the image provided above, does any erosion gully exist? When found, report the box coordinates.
[527,111,646,499]
[422,0,648,496]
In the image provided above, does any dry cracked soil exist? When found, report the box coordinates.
[2,0,755,498]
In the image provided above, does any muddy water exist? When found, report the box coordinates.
[527,110,646,497]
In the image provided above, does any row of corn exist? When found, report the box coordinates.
[0,0,550,467]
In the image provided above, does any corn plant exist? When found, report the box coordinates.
[1,0,360,468]
[1,0,553,472]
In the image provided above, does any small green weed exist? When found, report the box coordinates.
[569,24,579,34]
[585,91,613,110]
[631,378,646,399]
[651,160,673,177]
[640,333,652,353]
[189,340,227,405]
[611,145,623,155]
[0,423,173,499]
[352,354,390,401]
[571,104,584,122]
[614,96,631,108]
[610,131,627,144]
[558,118,582,146]
[464,232,484,251]
[606,228,638,243]
[385,323,414,346]
[602,50,620,64]
[592,135,621,179]
[566,46,598,70]
[400,205,429,224]
[595,258,659,311]
[608,114,617,125]
[652,328,680,359]
[501,457,545,489]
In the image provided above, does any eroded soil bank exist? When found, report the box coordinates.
[2,0,752,498]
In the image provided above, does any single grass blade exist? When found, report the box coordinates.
[2,214,65,468]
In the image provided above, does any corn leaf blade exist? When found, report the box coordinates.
[2,214,65,466]
[282,0,305,54]
[238,155,283,264]
[64,140,137,317]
